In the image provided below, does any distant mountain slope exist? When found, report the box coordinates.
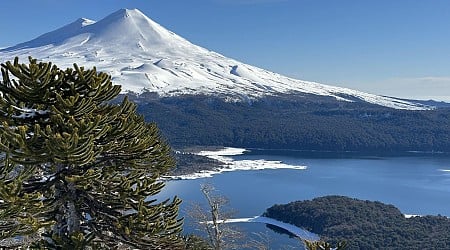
[135,94,450,152]
[0,8,430,110]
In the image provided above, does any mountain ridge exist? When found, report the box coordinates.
[0,8,430,110]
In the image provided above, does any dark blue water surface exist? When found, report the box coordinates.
[157,150,450,247]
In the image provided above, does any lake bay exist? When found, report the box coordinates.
[158,149,450,247]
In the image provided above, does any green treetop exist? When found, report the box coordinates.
[0,57,183,249]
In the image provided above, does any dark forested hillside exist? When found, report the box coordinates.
[130,94,450,152]
[264,196,450,249]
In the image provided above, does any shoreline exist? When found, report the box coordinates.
[164,147,307,180]
[210,216,320,241]
[241,147,450,157]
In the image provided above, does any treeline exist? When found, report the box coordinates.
[130,93,450,152]
[264,196,450,249]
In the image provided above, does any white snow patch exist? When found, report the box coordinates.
[197,147,248,157]
[230,65,264,84]
[80,18,96,27]
[165,147,307,180]
[208,216,319,241]
[404,214,421,218]
[11,107,49,119]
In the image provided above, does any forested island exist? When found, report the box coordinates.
[264,196,450,249]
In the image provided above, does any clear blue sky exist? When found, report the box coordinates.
[2,0,450,101]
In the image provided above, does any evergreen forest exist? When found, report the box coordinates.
[264,196,450,249]
[133,94,450,153]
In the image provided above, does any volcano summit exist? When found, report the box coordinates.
[0,8,429,110]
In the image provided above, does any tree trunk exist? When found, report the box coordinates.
[67,181,80,235]
[54,165,80,239]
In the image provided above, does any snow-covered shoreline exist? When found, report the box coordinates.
[210,216,319,241]
[164,147,307,180]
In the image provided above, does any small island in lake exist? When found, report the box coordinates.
[264,196,450,249]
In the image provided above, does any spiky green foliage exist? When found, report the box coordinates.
[0,57,183,249]
[183,234,212,250]
[304,240,348,250]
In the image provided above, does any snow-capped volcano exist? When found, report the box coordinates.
[0,8,429,110]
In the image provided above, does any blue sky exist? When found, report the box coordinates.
[2,0,450,101]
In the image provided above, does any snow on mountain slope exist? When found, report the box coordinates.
[0,8,430,110]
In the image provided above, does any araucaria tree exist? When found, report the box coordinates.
[0,57,183,249]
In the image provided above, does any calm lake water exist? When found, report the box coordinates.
[157,149,450,248]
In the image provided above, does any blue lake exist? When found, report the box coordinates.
[158,149,450,247]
